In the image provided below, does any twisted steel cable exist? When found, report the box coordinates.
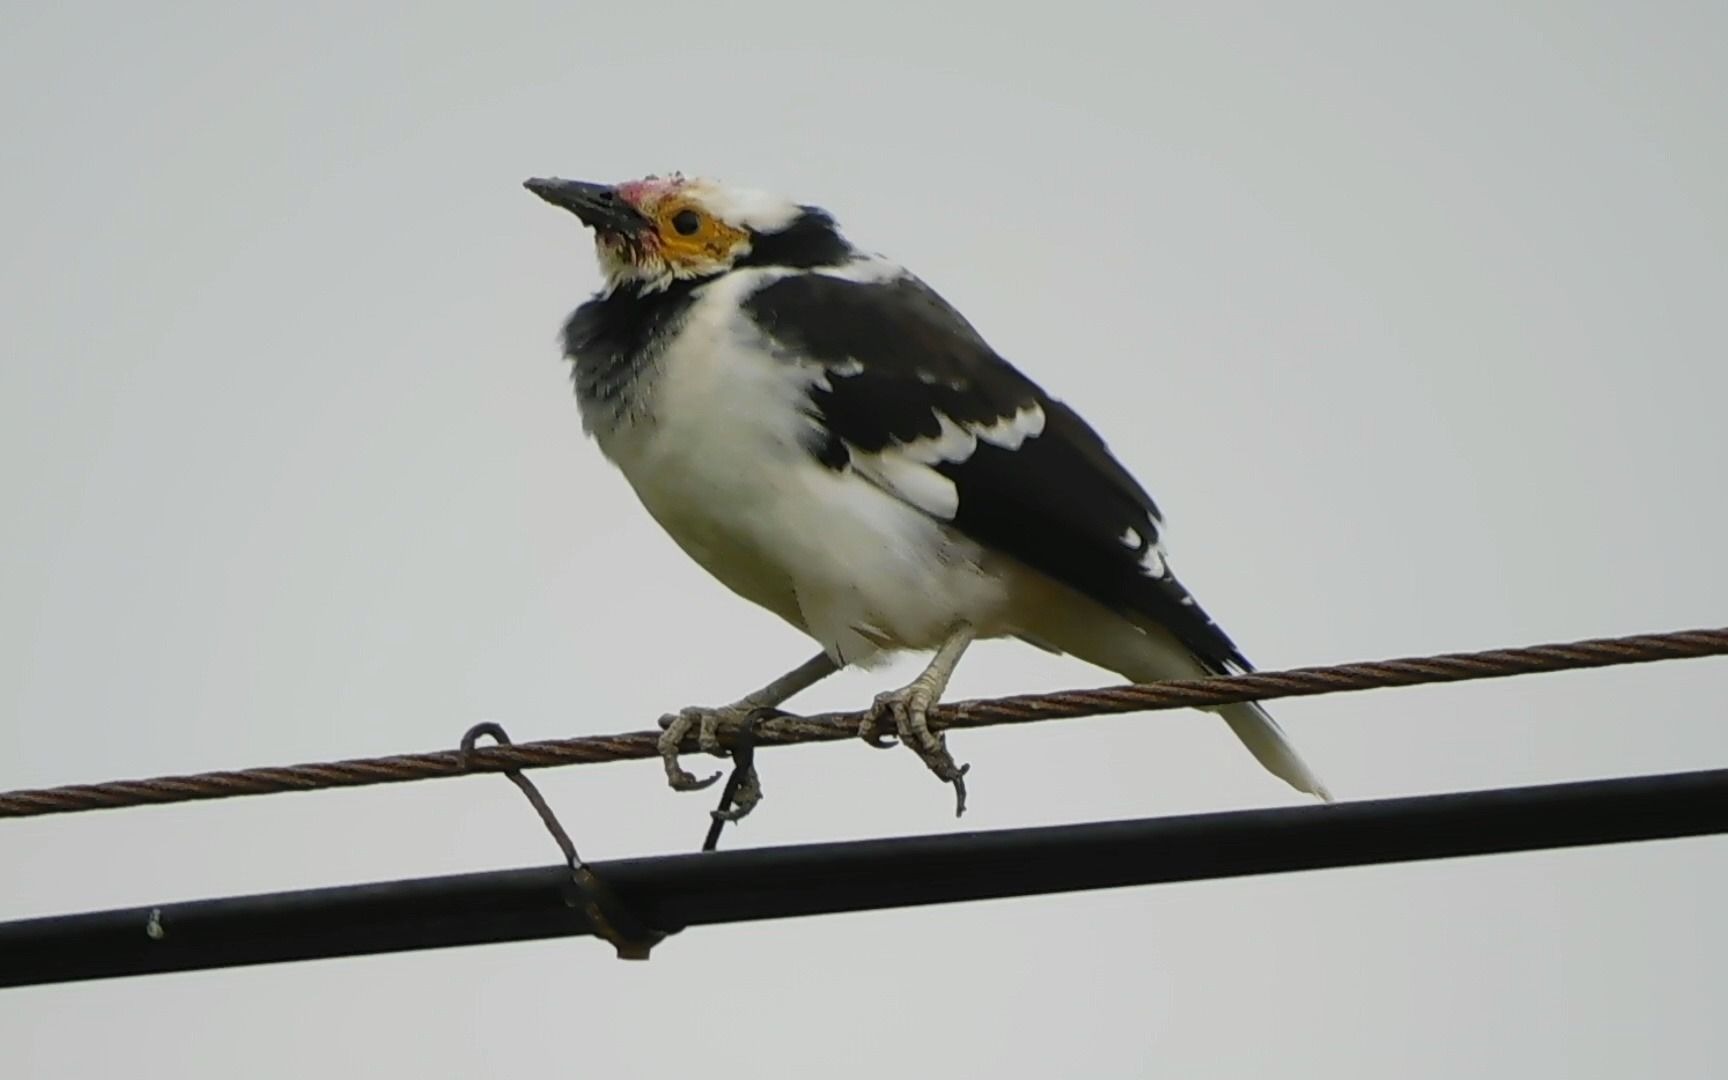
[2,626,1724,820]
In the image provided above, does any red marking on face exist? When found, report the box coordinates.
[615,175,684,210]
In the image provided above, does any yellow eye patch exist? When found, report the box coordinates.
[654,201,748,264]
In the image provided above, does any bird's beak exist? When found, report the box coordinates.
[523,177,649,235]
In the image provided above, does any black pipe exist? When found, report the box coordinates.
[4,766,1726,988]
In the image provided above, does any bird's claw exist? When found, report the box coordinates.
[656,706,733,792]
[854,711,899,749]
[709,764,763,823]
[866,683,970,816]
[869,684,950,766]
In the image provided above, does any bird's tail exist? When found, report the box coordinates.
[1121,638,1333,802]
[1022,595,1332,800]
[1210,698,1333,802]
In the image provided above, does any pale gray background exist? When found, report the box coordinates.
[3,2,1725,1076]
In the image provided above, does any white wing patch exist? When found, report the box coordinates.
[842,402,1047,523]
[1121,521,1172,580]
[851,453,960,520]
[971,403,1046,450]
[828,357,865,377]
[898,412,978,464]
[1140,544,1168,578]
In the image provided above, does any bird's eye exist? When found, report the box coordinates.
[671,208,702,236]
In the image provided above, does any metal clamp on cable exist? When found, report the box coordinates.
[459,722,669,960]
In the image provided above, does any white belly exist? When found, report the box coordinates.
[586,277,1013,664]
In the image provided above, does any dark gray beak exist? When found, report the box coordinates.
[523,177,649,234]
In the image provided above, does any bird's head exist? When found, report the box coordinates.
[525,173,847,293]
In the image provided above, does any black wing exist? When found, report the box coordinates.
[742,268,1252,673]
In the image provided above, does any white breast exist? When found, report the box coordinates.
[588,271,1015,665]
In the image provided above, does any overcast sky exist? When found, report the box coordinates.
[3,2,1726,1076]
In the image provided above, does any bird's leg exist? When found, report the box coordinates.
[866,622,976,811]
[656,652,838,793]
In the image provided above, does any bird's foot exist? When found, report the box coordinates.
[855,708,899,749]
[866,678,970,816]
[656,704,749,793]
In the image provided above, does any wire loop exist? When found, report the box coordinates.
[459,722,668,960]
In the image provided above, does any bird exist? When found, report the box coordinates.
[525,171,1331,816]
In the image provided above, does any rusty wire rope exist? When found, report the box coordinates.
[2,626,1725,821]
